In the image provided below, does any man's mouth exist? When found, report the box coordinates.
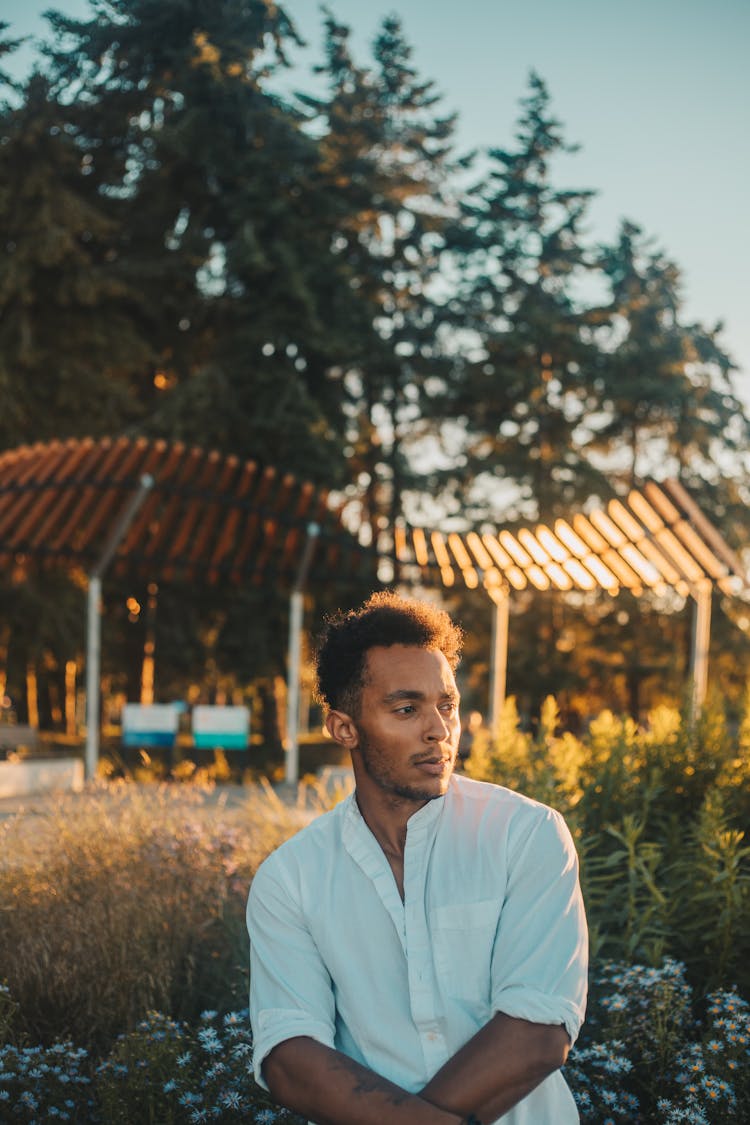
[413,756,451,776]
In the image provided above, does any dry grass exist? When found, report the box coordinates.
[0,780,310,1050]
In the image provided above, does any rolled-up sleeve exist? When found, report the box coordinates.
[490,807,588,1044]
[247,860,336,1088]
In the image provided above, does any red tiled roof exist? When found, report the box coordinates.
[0,437,372,586]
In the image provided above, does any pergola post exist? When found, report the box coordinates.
[85,475,154,780]
[689,579,712,720]
[285,522,320,786]
[85,575,103,781]
[487,584,510,741]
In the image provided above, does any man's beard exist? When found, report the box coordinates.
[357,728,455,804]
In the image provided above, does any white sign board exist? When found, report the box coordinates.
[121,703,179,748]
[192,705,249,751]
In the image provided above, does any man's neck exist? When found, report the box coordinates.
[354,778,426,861]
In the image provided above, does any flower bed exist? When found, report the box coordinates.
[567,960,749,1123]
[0,997,303,1123]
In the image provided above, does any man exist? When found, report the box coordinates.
[247,592,588,1124]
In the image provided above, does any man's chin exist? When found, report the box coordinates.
[391,777,452,804]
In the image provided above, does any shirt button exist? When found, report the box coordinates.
[427,1032,437,1042]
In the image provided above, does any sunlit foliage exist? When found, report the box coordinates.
[466,695,750,995]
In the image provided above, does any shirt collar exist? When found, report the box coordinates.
[343,779,450,840]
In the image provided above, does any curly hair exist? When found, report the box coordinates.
[315,591,463,716]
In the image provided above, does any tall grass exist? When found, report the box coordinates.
[0,781,305,1050]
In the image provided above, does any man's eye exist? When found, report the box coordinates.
[395,705,416,714]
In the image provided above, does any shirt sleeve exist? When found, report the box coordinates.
[246,857,337,1088]
[490,806,588,1044]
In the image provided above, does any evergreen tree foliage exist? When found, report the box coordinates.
[594,220,748,495]
[442,73,606,523]
[0,22,24,98]
[0,73,154,448]
[37,0,354,483]
[299,11,461,534]
[583,222,750,715]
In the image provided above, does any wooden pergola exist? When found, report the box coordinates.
[0,439,746,782]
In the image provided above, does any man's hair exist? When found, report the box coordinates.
[315,591,463,716]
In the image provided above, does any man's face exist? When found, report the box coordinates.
[346,644,461,805]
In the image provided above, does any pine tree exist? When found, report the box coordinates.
[39,0,354,482]
[442,73,605,523]
[0,1,363,723]
[594,220,749,495]
[299,11,460,534]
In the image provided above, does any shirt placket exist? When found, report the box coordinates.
[403,809,450,1077]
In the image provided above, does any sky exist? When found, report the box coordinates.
[4,0,750,404]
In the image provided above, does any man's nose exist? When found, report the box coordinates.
[424,708,451,741]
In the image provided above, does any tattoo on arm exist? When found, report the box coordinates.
[352,1077,411,1104]
[331,1054,413,1105]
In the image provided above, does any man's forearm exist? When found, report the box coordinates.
[421,1012,570,1123]
[263,1036,464,1125]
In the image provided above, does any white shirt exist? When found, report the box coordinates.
[247,774,588,1124]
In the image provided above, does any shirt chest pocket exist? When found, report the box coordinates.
[429,899,499,1002]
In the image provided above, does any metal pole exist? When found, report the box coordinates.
[488,585,509,742]
[689,580,712,720]
[285,589,304,786]
[85,575,102,780]
[285,523,320,786]
[84,474,154,780]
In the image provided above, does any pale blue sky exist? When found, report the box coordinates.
[5,0,750,405]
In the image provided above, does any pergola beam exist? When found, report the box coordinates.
[689,580,713,718]
[487,585,510,739]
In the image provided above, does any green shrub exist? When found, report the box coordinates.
[467,694,750,996]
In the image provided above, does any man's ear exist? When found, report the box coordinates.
[325,709,359,750]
